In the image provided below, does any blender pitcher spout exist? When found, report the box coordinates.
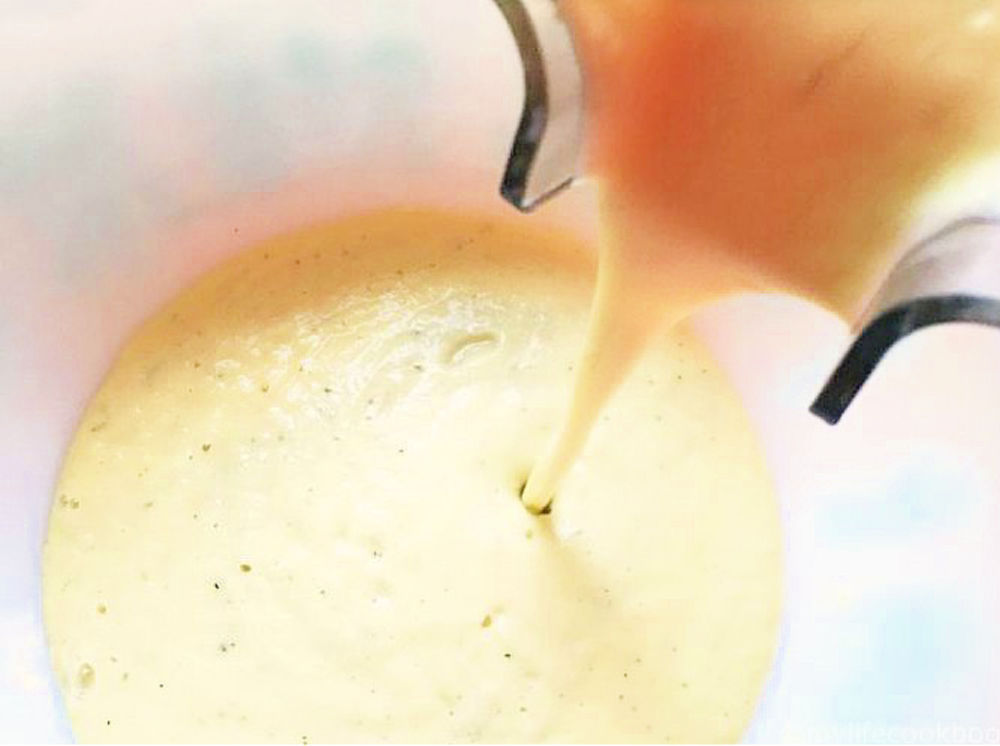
[812,216,1000,424]
[493,0,584,211]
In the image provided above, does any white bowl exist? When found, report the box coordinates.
[2,2,999,741]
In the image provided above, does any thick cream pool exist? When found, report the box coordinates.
[43,209,781,742]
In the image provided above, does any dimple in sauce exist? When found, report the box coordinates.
[522,0,1000,511]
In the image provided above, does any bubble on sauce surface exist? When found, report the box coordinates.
[441,331,501,366]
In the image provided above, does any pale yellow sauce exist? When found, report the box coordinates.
[44,210,781,742]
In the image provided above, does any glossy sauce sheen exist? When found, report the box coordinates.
[45,211,781,742]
